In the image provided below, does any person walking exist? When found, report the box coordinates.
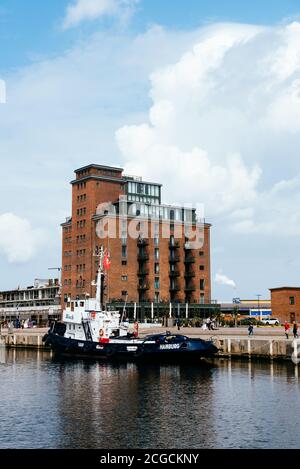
[248,324,254,336]
[176,318,181,331]
[293,322,298,339]
[284,321,290,339]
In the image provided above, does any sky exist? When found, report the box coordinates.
[1,0,300,300]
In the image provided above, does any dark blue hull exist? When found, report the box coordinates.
[43,331,219,362]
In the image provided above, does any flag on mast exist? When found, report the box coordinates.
[103,253,111,270]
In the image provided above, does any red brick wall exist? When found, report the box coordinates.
[270,288,300,323]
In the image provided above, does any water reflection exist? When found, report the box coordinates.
[0,351,300,449]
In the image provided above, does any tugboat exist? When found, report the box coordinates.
[43,248,219,361]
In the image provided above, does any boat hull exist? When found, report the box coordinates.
[43,332,219,362]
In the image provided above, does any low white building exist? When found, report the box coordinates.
[0,279,62,325]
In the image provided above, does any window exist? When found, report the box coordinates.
[122,291,128,296]
[122,260,127,266]
[121,276,128,281]
[290,296,295,305]
[155,292,160,303]
[199,265,205,271]
[155,248,159,260]
[137,183,144,194]
[122,245,127,258]
[154,236,159,247]
[155,263,160,274]
[199,251,204,257]
[200,293,205,304]
[155,278,160,290]
[200,279,205,291]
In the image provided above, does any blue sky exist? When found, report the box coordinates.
[1,0,300,71]
[2,0,300,301]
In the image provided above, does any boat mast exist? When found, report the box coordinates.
[95,246,104,310]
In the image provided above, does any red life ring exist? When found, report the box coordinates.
[99,328,104,337]
[91,312,96,319]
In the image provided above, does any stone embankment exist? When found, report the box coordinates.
[0,326,297,362]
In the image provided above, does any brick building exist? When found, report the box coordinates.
[270,287,300,323]
[61,164,211,306]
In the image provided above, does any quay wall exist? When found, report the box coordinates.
[0,332,50,350]
[0,328,297,362]
[217,337,294,361]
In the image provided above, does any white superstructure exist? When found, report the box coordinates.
[62,247,129,343]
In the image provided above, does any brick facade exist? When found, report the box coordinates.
[270,287,300,323]
[61,164,211,306]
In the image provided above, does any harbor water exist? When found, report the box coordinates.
[0,348,299,449]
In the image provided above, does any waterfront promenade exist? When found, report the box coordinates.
[0,325,291,339]
[0,325,297,361]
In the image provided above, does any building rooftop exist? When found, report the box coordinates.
[0,279,60,293]
[270,287,300,291]
[75,163,124,174]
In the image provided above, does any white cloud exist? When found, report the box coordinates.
[115,22,300,235]
[3,19,300,294]
[63,0,139,29]
[0,25,197,286]
[0,214,44,264]
[215,273,236,289]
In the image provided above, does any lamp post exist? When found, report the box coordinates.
[233,298,241,328]
[257,294,262,322]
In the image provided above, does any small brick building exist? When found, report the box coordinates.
[270,287,300,323]
[61,164,211,306]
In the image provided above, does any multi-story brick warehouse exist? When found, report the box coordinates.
[61,164,211,306]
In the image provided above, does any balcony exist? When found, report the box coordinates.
[137,238,149,247]
[138,268,149,277]
[185,270,195,278]
[169,284,180,292]
[169,270,180,277]
[169,255,180,263]
[138,252,149,262]
[184,255,195,264]
[138,283,150,291]
[169,241,180,249]
[185,284,196,292]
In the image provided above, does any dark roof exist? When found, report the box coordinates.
[75,164,124,173]
[71,175,126,185]
[269,287,300,291]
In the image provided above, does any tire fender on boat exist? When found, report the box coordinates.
[134,346,144,358]
[42,333,49,343]
[106,346,116,358]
